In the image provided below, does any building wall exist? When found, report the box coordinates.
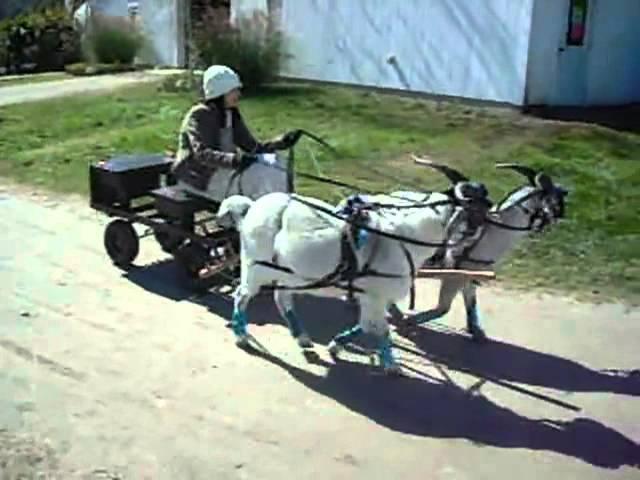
[138,0,186,66]
[586,0,640,105]
[524,0,566,105]
[526,0,640,106]
[89,0,128,16]
[268,0,535,105]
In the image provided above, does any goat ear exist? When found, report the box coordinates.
[535,173,554,191]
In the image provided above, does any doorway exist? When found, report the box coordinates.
[553,0,595,106]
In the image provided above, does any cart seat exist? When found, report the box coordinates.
[151,185,216,219]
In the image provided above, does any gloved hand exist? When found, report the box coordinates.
[258,153,278,166]
[273,129,303,150]
[235,152,258,171]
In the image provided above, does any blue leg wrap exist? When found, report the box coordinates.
[467,305,481,329]
[466,302,487,341]
[284,309,302,338]
[378,334,396,368]
[332,325,363,346]
[232,309,248,337]
[355,229,369,250]
[465,295,483,328]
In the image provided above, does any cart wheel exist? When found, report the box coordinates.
[174,241,217,293]
[154,226,186,254]
[104,219,139,269]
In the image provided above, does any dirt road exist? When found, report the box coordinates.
[0,70,183,107]
[1,184,639,479]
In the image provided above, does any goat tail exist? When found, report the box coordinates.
[216,194,254,230]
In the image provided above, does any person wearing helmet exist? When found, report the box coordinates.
[171,64,302,195]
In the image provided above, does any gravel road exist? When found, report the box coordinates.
[1,184,638,479]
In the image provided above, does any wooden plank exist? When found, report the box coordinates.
[417,268,496,280]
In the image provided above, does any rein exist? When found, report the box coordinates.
[253,206,420,307]
[289,194,460,249]
[451,189,547,268]
[484,188,545,232]
[226,129,437,206]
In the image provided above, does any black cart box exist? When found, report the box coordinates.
[90,154,173,209]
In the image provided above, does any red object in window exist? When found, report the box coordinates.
[567,0,588,45]
[570,23,584,43]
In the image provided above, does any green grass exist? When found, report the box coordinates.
[0,81,638,305]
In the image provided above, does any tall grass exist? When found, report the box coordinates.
[191,7,289,92]
[83,14,144,65]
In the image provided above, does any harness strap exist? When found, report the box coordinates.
[291,195,459,248]
[252,258,366,293]
[250,210,417,297]
[402,244,417,310]
[485,216,533,231]
[487,188,547,232]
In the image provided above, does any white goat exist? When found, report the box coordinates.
[386,163,570,341]
[215,178,489,375]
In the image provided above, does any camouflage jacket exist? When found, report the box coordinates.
[171,102,271,190]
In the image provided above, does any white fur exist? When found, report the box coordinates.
[217,190,460,371]
[384,184,564,335]
[180,153,290,203]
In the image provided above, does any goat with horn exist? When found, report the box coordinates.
[214,166,491,375]
[387,162,570,341]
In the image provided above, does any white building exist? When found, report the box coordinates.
[71,0,187,67]
[232,0,640,107]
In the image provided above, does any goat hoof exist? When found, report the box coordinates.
[383,364,403,377]
[469,327,488,343]
[395,321,417,337]
[235,334,250,348]
[328,340,343,360]
[297,333,314,349]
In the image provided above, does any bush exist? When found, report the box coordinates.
[64,61,136,76]
[157,70,203,101]
[0,6,82,74]
[190,7,289,93]
[0,30,8,72]
[83,15,144,65]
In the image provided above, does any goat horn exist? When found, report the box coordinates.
[495,163,538,186]
[412,154,469,184]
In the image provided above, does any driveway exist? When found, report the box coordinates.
[0,69,183,106]
[0,184,638,479]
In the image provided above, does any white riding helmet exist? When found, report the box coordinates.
[202,65,242,100]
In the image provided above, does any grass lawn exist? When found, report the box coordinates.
[0,80,638,305]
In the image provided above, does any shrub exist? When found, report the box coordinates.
[0,6,82,73]
[83,15,144,65]
[64,61,136,76]
[157,70,203,101]
[0,30,8,72]
[190,7,289,93]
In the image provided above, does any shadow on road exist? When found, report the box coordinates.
[123,258,640,399]
[121,257,357,345]
[122,257,640,469]
[393,324,640,398]
[248,347,640,470]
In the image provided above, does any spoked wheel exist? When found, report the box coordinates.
[174,236,240,293]
[104,219,139,269]
[154,221,187,254]
[174,240,219,293]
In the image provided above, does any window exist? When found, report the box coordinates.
[566,0,588,46]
